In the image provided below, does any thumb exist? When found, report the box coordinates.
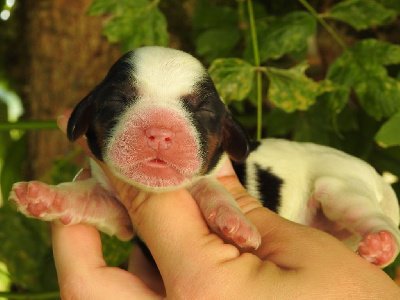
[52,223,162,299]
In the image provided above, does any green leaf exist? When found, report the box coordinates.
[350,39,400,66]
[327,40,400,119]
[327,39,400,85]
[354,64,400,119]
[375,112,400,147]
[320,83,350,114]
[193,0,240,63]
[195,28,241,63]
[88,0,168,51]
[208,58,255,102]
[257,11,316,61]
[266,63,321,112]
[377,0,400,12]
[328,0,397,30]
[193,0,237,30]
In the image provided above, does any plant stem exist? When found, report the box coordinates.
[247,0,262,140]
[297,0,347,50]
[0,120,58,130]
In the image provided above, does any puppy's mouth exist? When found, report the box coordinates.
[145,158,168,168]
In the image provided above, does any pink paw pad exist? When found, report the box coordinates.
[358,230,396,267]
[10,181,63,218]
[208,206,261,250]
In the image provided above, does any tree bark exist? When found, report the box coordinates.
[21,0,121,180]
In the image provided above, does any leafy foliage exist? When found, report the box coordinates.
[1,0,400,296]
[256,11,316,62]
[208,58,254,101]
[327,39,400,120]
[87,0,168,51]
[266,63,323,112]
[327,0,397,30]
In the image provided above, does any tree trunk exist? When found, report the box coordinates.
[21,0,121,180]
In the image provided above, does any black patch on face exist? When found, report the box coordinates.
[182,76,229,174]
[255,164,283,213]
[68,51,139,161]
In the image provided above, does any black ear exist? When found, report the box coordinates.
[67,94,94,141]
[222,115,250,162]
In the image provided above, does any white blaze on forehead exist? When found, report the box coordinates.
[129,46,206,100]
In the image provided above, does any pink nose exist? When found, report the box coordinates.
[145,127,175,150]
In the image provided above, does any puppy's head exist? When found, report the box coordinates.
[67,46,249,190]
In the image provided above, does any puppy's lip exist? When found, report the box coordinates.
[145,158,169,168]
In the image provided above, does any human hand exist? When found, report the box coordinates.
[53,112,400,299]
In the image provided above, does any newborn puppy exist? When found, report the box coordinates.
[9,46,400,267]
[10,46,260,249]
[233,139,400,267]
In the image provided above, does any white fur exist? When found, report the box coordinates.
[244,138,400,252]
[130,47,207,102]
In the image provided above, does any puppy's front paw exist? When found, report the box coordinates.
[207,206,261,250]
[9,181,67,222]
[358,230,397,267]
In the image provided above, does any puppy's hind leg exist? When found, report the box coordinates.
[309,176,400,268]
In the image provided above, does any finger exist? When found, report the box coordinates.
[129,245,166,296]
[52,223,107,281]
[52,223,162,299]
[126,188,243,288]
[216,163,353,269]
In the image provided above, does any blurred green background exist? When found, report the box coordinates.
[1,0,400,298]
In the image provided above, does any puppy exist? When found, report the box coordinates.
[9,46,400,267]
[10,46,260,250]
[233,139,400,267]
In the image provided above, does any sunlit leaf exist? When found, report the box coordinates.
[208,58,255,102]
[328,0,396,30]
[375,112,400,147]
[266,63,320,112]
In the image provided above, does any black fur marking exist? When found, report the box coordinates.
[255,164,283,213]
[232,161,246,187]
[250,141,261,152]
[182,76,234,175]
[68,51,138,161]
